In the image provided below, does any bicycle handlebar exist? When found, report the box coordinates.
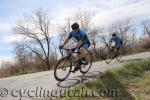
[59,47,79,57]
[59,48,64,57]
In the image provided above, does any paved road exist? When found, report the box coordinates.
[0,52,150,100]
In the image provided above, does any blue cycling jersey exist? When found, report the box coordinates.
[112,37,123,45]
[68,29,90,45]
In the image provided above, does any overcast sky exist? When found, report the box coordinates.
[0,0,150,64]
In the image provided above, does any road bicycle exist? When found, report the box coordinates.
[104,43,123,64]
[54,48,93,81]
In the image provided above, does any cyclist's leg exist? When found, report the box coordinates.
[115,40,123,52]
[117,45,121,51]
[80,47,86,58]
[76,44,89,65]
[76,43,88,59]
[80,44,90,61]
[71,48,81,72]
[114,44,121,56]
[76,47,82,61]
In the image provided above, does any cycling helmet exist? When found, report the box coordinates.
[71,23,79,30]
[112,32,117,37]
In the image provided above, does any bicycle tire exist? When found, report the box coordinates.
[54,58,72,81]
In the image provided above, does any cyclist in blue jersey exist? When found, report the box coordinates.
[59,23,90,71]
[110,32,123,57]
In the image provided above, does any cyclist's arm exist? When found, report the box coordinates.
[109,38,114,45]
[75,40,82,48]
[62,38,70,47]
[62,32,73,47]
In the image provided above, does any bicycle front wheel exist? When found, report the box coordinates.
[54,58,72,81]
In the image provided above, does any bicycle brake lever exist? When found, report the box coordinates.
[59,48,64,57]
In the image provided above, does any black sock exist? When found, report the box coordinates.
[77,60,82,65]
[81,57,85,61]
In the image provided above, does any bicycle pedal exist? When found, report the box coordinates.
[71,70,76,73]
[71,69,78,73]
[71,66,80,73]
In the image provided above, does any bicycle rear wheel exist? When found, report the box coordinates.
[80,51,93,74]
[54,58,72,81]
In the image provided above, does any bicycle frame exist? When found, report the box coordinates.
[59,48,78,67]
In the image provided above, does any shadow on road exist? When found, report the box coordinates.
[57,71,103,88]
[57,78,80,88]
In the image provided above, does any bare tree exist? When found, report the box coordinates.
[14,9,53,70]
[74,10,92,31]
[15,42,31,64]
[142,20,150,36]
[96,27,108,46]
[57,17,72,45]
[108,18,134,45]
